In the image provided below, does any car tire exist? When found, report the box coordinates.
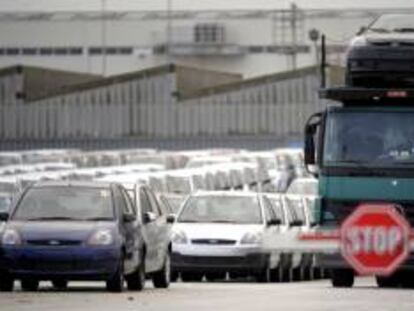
[181,272,203,282]
[170,271,179,282]
[52,279,68,290]
[331,269,354,288]
[376,275,400,288]
[21,279,39,292]
[126,256,145,291]
[152,252,171,288]
[205,272,226,282]
[0,273,14,292]
[256,266,272,283]
[106,259,125,293]
[400,271,414,289]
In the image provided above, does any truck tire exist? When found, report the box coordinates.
[152,252,171,288]
[331,269,354,288]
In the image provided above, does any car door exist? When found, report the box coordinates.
[138,187,160,272]
[115,186,139,274]
[261,196,281,269]
[144,188,169,272]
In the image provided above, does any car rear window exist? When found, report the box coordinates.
[12,186,114,221]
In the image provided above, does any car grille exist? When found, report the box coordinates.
[191,239,236,245]
[26,240,82,246]
[322,200,414,226]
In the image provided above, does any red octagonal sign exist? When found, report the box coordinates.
[340,203,411,276]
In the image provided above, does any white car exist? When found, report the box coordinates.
[171,191,281,282]
[286,177,318,196]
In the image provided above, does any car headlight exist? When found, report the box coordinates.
[88,229,114,246]
[240,232,263,245]
[2,229,22,246]
[350,36,368,47]
[172,230,188,244]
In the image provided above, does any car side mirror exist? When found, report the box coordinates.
[310,221,317,227]
[290,220,304,227]
[0,212,9,222]
[166,214,176,224]
[143,211,157,223]
[123,214,136,223]
[267,218,282,226]
[357,26,367,35]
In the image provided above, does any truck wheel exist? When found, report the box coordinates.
[21,279,39,292]
[126,257,145,291]
[152,253,171,288]
[106,259,125,293]
[331,269,354,288]
[0,273,14,292]
[52,279,68,290]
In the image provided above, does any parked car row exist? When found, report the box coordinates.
[169,191,320,283]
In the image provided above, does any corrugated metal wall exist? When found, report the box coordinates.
[0,67,327,140]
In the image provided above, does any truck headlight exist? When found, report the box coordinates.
[2,229,22,246]
[172,230,188,244]
[240,232,263,245]
[88,229,114,246]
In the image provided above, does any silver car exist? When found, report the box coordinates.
[171,191,281,282]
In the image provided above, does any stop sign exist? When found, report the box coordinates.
[340,203,410,276]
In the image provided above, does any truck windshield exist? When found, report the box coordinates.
[323,110,414,167]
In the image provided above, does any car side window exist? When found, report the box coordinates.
[262,197,277,222]
[120,188,135,215]
[140,188,152,215]
[144,189,161,217]
[267,197,285,224]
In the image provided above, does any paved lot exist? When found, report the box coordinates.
[2,278,414,311]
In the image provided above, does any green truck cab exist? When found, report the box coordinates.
[304,88,414,288]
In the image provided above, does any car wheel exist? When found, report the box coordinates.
[181,272,203,282]
[21,279,39,292]
[256,266,271,283]
[205,272,226,282]
[126,256,145,291]
[106,259,125,293]
[400,271,414,289]
[331,269,354,288]
[170,271,179,282]
[0,273,14,292]
[152,252,171,288]
[52,279,68,290]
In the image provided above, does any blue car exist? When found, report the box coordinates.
[0,181,145,292]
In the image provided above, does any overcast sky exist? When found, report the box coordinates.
[1,0,414,11]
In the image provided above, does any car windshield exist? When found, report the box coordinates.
[178,195,262,224]
[368,14,414,33]
[323,110,414,167]
[12,186,114,221]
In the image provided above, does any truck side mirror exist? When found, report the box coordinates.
[304,113,322,174]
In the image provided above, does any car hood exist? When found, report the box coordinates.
[6,221,117,242]
[364,32,414,43]
[173,223,264,241]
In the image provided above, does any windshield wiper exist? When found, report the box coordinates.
[26,216,80,221]
[209,220,237,224]
[368,27,390,33]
